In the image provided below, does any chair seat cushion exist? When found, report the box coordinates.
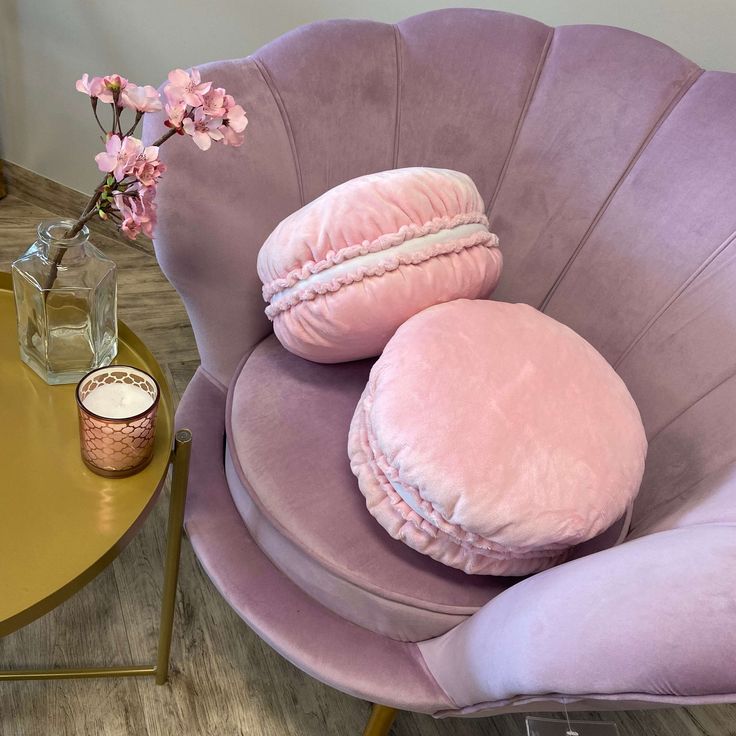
[349,300,647,576]
[225,335,511,641]
[257,167,502,363]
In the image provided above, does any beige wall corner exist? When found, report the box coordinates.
[2,0,735,194]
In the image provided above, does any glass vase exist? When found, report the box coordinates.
[11,219,117,385]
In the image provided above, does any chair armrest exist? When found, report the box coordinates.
[418,524,736,711]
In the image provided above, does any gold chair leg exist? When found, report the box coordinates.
[362,704,397,736]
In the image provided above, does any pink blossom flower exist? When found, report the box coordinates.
[219,103,248,146]
[202,87,227,117]
[182,108,223,150]
[95,134,143,180]
[130,145,165,186]
[164,102,187,131]
[121,84,162,113]
[114,185,157,240]
[164,68,211,108]
[95,74,132,104]
[218,125,243,146]
[76,73,105,98]
[224,103,248,132]
[77,73,143,107]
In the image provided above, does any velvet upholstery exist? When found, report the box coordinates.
[225,445,486,641]
[226,336,509,641]
[225,333,636,639]
[145,8,736,718]
[419,525,736,713]
[489,25,700,307]
[176,369,453,712]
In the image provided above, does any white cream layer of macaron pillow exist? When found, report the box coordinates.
[348,300,648,576]
[257,168,502,362]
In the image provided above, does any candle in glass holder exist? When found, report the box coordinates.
[76,366,160,477]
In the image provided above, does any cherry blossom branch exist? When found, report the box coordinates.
[67,191,105,234]
[63,127,178,241]
[41,183,105,295]
[44,70,248,293]
[64,184,105,238]
[151,127,178,148]
[35,71,244,333]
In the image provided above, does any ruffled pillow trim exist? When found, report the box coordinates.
[262,212,490,301]
[266,229,498,320]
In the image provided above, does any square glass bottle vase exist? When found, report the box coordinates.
[12,219,118,385]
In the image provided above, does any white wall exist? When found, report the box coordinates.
[2,0,735,194]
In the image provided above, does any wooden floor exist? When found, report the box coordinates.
[1,188,734,736]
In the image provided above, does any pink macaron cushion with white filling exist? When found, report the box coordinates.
[348,299,648,576]
[257,167,502,363]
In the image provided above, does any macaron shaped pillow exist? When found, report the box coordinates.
[348,299,648,576]
[257,168,502,363]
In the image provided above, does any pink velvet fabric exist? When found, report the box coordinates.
[226,335,511,641]
[147,8,736,715]
[177,369,454,713]
[257,167,502,362]
[349,299,647,575]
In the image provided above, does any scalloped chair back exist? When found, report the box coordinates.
[145,9,736,540]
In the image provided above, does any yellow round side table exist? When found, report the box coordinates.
[0,271,191,684]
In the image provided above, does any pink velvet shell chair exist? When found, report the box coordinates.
[144,9,736,734]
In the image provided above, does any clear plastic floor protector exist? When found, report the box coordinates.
[526,716,620,736]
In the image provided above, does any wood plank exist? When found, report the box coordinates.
[0,564,148,736]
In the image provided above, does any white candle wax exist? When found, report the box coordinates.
[82,382,154,419]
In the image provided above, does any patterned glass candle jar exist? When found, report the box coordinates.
[76,366,160,477]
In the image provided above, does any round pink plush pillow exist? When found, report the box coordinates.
[348,299,648,576]
[257,168,502,363]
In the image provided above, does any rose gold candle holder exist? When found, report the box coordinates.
[76,365,160,478]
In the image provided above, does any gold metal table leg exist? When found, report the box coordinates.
[362,704,398,736]
[155,429,192,684]
[0,429,192,683]
[0,665,156,681]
